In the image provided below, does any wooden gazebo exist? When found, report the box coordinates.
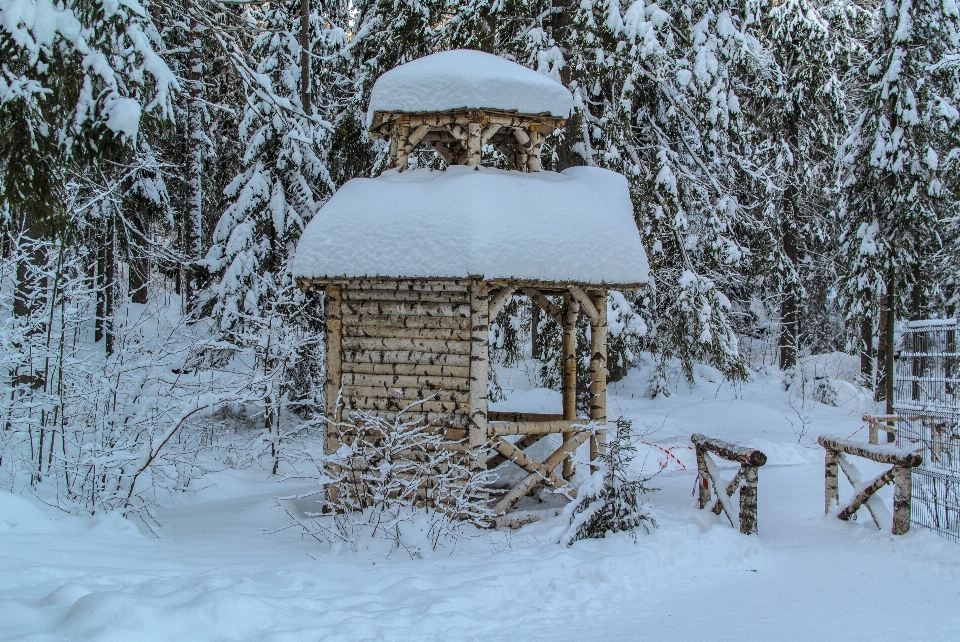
[292,50,649,515]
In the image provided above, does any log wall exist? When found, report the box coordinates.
[326,278,480,454]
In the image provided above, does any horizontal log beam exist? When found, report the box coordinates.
[337,278,470,292]
[343,325,471,341]
[369,109,565,135]
[341,372,470,392]
[342,289,469,304]
[298,277,649,293]
[488,420,579,436]
[817,435,922,467]
[342,385,468,403]
[340,409,470,428]
[692,433,767,467]
[342,396,469,415]
[341,314,470,330]
[341,336,471,355]
[341,362,471,378]
[341,301,471,318]
[487,411,564,422]
[342,350,470,367]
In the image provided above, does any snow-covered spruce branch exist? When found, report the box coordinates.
[560,417,658,546]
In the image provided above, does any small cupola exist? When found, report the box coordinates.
[367,50,573,172]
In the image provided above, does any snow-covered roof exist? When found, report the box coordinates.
[292,166,649,287]
[367,50,573,125]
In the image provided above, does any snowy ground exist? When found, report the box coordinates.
[3,357,960,641]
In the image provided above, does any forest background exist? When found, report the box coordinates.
[0,0,958,515]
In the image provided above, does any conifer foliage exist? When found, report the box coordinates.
[561,417,657,545]
[840,0,960,327]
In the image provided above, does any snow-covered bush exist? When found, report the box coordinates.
[561,418,657,545]
[287,401,498,555]
[783,357,857,407]
[0,235,247,517]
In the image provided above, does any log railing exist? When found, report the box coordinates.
[864,413,899,444]
[818,435,922,535]
[692,434,767,535]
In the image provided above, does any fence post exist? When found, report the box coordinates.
[824,448,839,514]
[696,445,710,509]
[892,465,912,535]
[739,465,759,535]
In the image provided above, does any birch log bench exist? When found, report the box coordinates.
[818,435,922,534]
[692,434,767,535]
[290,50,650,519]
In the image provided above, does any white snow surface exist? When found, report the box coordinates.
[367,49,573,122]
[292,165,649,285]
[4,359,960,641]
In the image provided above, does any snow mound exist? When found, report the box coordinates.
[0,491,57,533]
[368,50,573,123]
[292,165,649,286]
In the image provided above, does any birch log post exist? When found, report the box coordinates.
[824,448,840,513]
[469,279,489,469]
[696,445,711,509]
[691,434,766,534]
[588,291,607,467]
[817,434,921,534]
[396,120,411,170]
[562,294,580,479]
[513,128,530,171]
[739,465,760,535]
[324,285,343,507]
[892,465,913,535]
[527,126,543,172]
[324,285,343,454]
[467,121,482,166]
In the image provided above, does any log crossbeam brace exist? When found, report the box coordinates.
[692,433,767,535]
[493,430,591,515]
[819,435,921,535]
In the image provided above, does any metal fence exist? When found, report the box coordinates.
[894,319,960,541]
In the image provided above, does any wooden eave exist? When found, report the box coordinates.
[295,275,648,293]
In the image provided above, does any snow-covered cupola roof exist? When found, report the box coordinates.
[292,166,649,287]
[368,49,573,122]
[367,50,574,172]
[292,51,648,288]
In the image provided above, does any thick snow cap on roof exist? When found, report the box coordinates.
[367,50,573,124]
[292,166,649,287]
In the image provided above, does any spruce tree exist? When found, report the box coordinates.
[757,0,850,370]
[839,0,960,395]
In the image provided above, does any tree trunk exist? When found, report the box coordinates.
[183,17,204,309]
[531,302,541,360]
[860,316,873,389]
[128,248,149,305]
[104,215,115,356]
[95,229,106,344]
[300,0,310,112]
[876,267,896,416]
[910,263,927,404]
[13,213,47,390]
[778,187,799,371]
